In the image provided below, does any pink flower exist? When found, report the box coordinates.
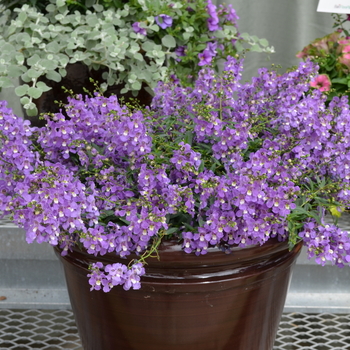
[310,74,331,92]
[337,45,350,69]
[342,45,350,54]
[297,32,341,59]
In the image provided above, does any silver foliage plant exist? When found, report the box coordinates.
[0,0,274,116]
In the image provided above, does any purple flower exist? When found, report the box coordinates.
[132,22,147,36]
[174,46,186,62]
[198,49,213,66]
[219,4,239,24]
[175,46,186,57]
[170,74,180,84]
[155,14,173,29]
[206,0,220,31]
[206,42,217,56]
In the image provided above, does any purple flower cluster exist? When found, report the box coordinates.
[88,261,145,292]
[207,0,220,31]
[2,57,350,291]
[299,221,350,267]
[219,4,239,24]
[198,42,219,66]
[206,1,239,31]
[198,1,241,66]
[151,57,350,261]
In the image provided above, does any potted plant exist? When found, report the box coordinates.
[0,0,273,122]
[297,13,350,102]
[1,55,350,349]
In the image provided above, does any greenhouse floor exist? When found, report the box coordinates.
[0,309,350,350]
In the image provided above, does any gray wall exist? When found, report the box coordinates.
[219,0,334,79]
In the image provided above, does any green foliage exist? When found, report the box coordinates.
[0,0,118,13]
[0,0,273,116]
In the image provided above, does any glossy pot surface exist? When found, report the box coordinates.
[55,238,302,350]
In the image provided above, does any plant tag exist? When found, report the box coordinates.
[317,0,350,13]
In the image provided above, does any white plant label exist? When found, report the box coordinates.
[317,0,350,13]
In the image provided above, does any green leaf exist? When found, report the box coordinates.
[27,54,41,67]
[198,161,204,173]
[149,25,159,32]
[39,59,58,71]
[224,25,237,35]
[15,84,29,97]
[36,81,52,92]
[332,77,348,85]
[259,38,269,47]
[234,41,244,52]
[46,4,57,12]
[133,53,144,61]
[93,4,104,12]
[0,77,14,88]
[57,0,66,7]
[182,32,192,41]
[290,207,308,216]
[117,217,130,225]
[212,30,226,39]
[7,66,25,78]
[161,35,176,48]
[45,70,62,82]
[182,222,195,231]
[250,44,262,52]
[165,227,178,235]
[56,54,69,67]
[45,42,61,54]
[59,68,67,77]
[195,44,207,52]
[20,96,30,105]
[15,54,24,65]
[24,104,38,117]
[131,81,142,90]
[100,210,115,220]
[183,131,193,145]
[1,43,15,54]
[28,87,43,99]
[240,32,252,41]
[18,11,27,23]
[27,68,43,79]
[85,0,95,7]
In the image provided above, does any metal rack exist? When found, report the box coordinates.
[1,309,350,350]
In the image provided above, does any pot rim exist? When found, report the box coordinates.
[55,237,302,270]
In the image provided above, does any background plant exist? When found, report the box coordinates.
[297,13,350,102]
[0,0,125,13]
[0,0,273,116]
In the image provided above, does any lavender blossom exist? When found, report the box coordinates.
[155,14,173,29]
[198,49,213,66]
[2,57,350,292]
[206,0,220,31]
[132,22,147,36]
[175,46,186,57]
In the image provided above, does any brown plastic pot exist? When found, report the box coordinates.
[55,238,302,350]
